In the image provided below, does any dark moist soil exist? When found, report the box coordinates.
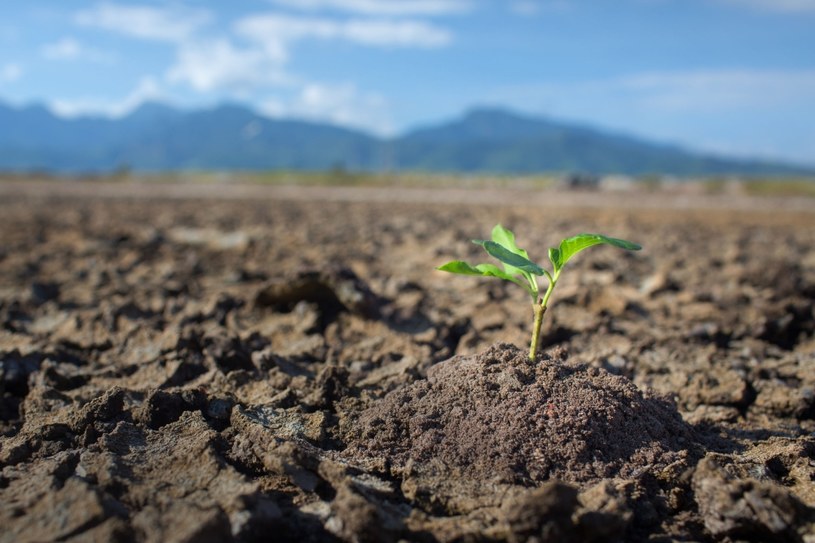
[347,343,697,486]
[1,181,815,543]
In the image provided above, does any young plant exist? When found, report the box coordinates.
[437,225,641,360]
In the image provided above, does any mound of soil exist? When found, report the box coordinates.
[348,343,696,485]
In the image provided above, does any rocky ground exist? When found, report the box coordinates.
[1,180,814,542]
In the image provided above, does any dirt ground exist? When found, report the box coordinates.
[1,179,815,542]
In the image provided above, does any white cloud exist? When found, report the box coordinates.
[66,3,436,135]
[509,1,573,15]
[616,69,815,111]
[41,37,114,63]
[75,3,212,42]
[719,0,815,13]
[268,0,471,16]
[166,39,292,92]
[236,13,452,48]
[42,37,82,59]
[260,82,393,134]
[50,76,165,118]
[510,1,541,15]
[495,69,815,115]
[237,14,335,43]
[0,63,22,83]
[343,18,451,46]
[167,12,452,97]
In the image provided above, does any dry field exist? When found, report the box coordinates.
[1,179,815,542]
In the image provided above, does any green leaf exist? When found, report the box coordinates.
[473,263,524,282]
[550,233,641,272]
[436,260,531,291]
[474,263,533,291]
[548,247,561,272]
[490,224,532,278]
[436,260,487,276]
[473,240,546,276]
[491,224,530,259]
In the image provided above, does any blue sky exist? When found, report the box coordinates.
[1,0,814,166]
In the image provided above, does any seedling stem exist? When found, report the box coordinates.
[528,267,560,358]
[530,302,545,361]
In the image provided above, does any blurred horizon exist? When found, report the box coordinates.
[0,1,814,167]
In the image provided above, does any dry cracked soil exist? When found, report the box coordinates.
[1,180,815,543]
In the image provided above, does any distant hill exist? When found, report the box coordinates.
[0,100,811,176]
[0,102,379,172]
[391,108,813,176]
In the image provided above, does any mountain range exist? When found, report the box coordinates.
[0,100,810,176]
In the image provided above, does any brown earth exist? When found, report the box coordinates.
[1,180,815,542]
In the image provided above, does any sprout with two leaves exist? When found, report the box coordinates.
[437,225,641,360]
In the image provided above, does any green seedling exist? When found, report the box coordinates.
[437,225,641,360]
